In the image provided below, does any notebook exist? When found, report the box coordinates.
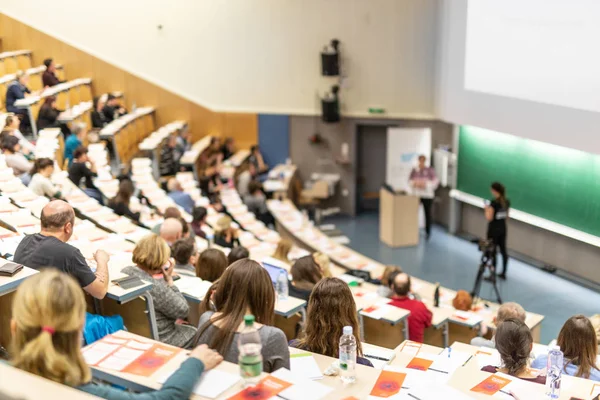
[0,262,23,277]
[112,275,145,290]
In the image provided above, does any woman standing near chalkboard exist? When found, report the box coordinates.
[485,182,510,280]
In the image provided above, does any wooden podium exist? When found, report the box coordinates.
[379,188,420,247]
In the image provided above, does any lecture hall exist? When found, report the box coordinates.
[0,1,599,399]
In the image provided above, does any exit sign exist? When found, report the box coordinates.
[368,107,385,114]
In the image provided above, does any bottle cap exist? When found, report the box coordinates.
[552,345,560,351]
[244,314,255,326]
[343,326,353,335]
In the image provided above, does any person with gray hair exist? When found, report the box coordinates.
[13,200,110,299]
[167,178,194,214]
[64,122,88,164]
[471,301,526,348]
[160,217,184,246]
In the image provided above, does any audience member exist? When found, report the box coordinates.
[190,206,208,239]
[41,58,64,87]
[64,123,88,165]
[272,238,292,264]
[159,134,179,177]
[36,96,67,134]
[227,246,249,265]
[167,178,194,214]
[68,146,103,204]
[289,255,323,302]
[172,238,199,277]
[1,135,32,183]
[1,114,34,153]
[6,71,31,119]
[13,200,109,299]
[471,302,526,348]
[123,235,197,347]
[151,207,182,234]
[290,277,373,367]
[195,248,228,282]
[108,179,140,221]
[91,95,108,128]
[178,216,193,239]
[388,272,432,343]
[199,163,222,202]
[159,218,183,246]
[591,314,600,343]
[102,93,127,123]
[28,158,61,198]
[243,180,274,225]
[193,259,290,372]
[532,315,600,381]
[10,269,223,399]
[452,290,473,312]
[377,265,402,298]
[213,216,239,248]
[248,145,268,173]
[313,252,333,278]
[220,137,235,160]
[237,163,256,197]
[481,319,545,384]
[174,129,192,160]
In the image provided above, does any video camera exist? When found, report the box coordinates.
[470,237,502,304]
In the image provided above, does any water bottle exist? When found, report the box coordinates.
[545,345,563,399]
[238,315,263,387]
[339,326,357,384]
[276,270,288,301]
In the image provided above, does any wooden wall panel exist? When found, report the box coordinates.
[0,14,259,150]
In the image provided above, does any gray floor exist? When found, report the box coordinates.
[326,212,600,344]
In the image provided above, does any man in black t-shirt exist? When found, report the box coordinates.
[13,200,110,299]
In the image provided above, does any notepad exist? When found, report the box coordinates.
[272,368,333,400]
[364,346,396,370]
[290,353,323,380]
[158,368,240,399]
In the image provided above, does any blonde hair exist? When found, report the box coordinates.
[215,216,232,233]
[132,234,171,273]
[10,269,90,387]
[313,252,332,278]
[272,239,292,263]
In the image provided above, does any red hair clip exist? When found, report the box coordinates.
[41,326,55,335]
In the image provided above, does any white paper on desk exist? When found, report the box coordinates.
[271,368,333,400]
[126,340,154,350]
[429,348,472,374]
[475,347,502,369]
[360,303,395,320]
[158,368,240,399]
[399,341,422,357]
[453,310,483,325]
[174,278,212,299]
[408,383,472,400]
[290,353,323,380]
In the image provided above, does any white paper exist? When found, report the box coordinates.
[409,383,473,400]
[290,354,323,380]
[83,348,111,365]
[475,348,502,370]
[429,348,472,374]
[126,340,154,350]
[361,303,395,320]
[399,342,422,357]
[271,368,333,400]
[158,368,240,399]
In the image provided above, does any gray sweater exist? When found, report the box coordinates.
[195,311,290,373]
[122,266,197,348]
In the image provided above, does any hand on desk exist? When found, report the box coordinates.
[191,344,223,370]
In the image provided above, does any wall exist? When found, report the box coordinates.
[0,14,258,149]
[289,117,453,216]
[0,0,438,118]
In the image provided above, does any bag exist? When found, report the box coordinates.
[83,312,124,345]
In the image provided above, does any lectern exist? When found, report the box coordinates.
[379,188,420,247]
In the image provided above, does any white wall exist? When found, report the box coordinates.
[0,0,438,118]
[436,0,600,155]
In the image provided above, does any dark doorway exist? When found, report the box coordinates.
[356,124,387,213]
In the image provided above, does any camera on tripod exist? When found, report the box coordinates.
[470,237,502,304]
[477,239,496,259]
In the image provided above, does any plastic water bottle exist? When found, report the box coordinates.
[276,270,288,301]
[339,326,357,384]
[546,345,563,399]
[238,315,263,387]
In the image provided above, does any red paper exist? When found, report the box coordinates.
[406,356,434,371]
[121,343,180,377]
[227,376,292,400]
[370,370,406,398]
[470,374,511,395]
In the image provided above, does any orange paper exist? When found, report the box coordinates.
[227,376,292,400]
[370,370,406,398]
[363,305,380,313]
[470,374,511,395]
[406,356,434,371]
[122,343,180,377]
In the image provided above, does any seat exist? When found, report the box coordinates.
[16,54,31,70]
[80,84,92,102]
[69,86,81,107]
[4,57,17,74]
[56,91,68,110]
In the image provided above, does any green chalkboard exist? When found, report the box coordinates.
[457,125,600,236]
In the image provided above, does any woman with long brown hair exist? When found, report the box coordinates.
[108,179,140,221]
[193,259,290,372]
[288,255,323,301]
[532,315,600,381]
[290,277,373,367]
[195,248,228,282]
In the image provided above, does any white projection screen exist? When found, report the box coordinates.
[465,0,600,113]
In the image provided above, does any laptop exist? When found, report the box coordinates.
[262,262,288,285]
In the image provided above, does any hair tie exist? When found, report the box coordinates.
[41,326,55,335]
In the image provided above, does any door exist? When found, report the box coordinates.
[356,124,388,212]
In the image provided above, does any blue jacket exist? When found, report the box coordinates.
[6,81,30,113]
[168,191,194,214]
[64,135,82,164]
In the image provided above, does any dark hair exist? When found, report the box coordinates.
[42,96,56,108]
[248,180,262,195]
[41,207,74,231]
[43,58,53,68]
[195,248,228,282]
[178,217,190,237]
[392,273,411,296]
[192,206,207,223]
[72,146,88,160]
[163,207,181,219]
[171,238,196,265]
[495,318,532,376]
[31,158,54,175]
[557,315,599,379]
[227,246,249,265]
[251,145,259,153]
[1,135,19,152]
[106,94,116,102]
[111,179,134,205]
[291,256,323,287]
[491,182,508,208]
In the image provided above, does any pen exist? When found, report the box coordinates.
[462,355,473,366]
[448,347,452,359]
[499,389,515,398]
[407,393,422,400]
[365,354,391,362]
[428,367,449,374]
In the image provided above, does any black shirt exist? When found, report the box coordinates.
[108,199,140,222]
[91,110,108,128]
[487,198,510,237]
[102,104,127,123]
[159,146,178,177]
[288,281,313,302]
[37,105,61,130]
[68,162,98,190]
[13,234,96,288]
[213,234,240,249]
[221,145,233,160]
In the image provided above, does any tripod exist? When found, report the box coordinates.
[471,250,503,304]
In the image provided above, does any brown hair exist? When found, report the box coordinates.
[198,280,219,315]
[557,315,599,379]
[11,269,90,387]
[495,318,532,376]
[40,206,74,231]
[381,265,402,287]
[291,255,323,288]
[195,248,228,282]
[272,239,292,263]
[452,290,473,311]
[132,234,171,274]
[111,179,134,206]
[163,207,182,219]
[171,238,196,265]
[227,246,249,265]
[31,158,54,176]
[193,259,275,355]
[296,278,363,357]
